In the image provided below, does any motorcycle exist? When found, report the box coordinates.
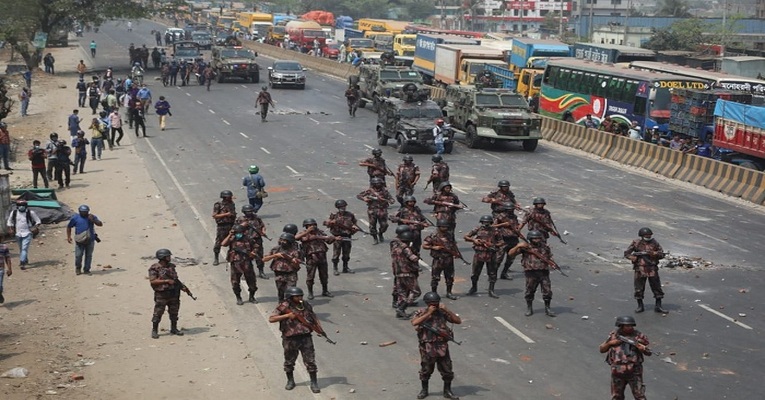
[131,67,144,86]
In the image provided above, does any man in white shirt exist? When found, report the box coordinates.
[6,200,41,269]
[433,119,448,155]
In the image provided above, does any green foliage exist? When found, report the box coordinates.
[0,77,12,122]
[642,17,742,52]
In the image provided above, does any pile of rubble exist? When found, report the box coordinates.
[660,254,715,269]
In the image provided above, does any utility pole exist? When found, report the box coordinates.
[559,1,565,38]
[623,0,632,46]
[520,0,524,34]
[588,0,595,41]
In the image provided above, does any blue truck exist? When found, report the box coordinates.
[413,33,481,83]
[483,64,516,90]
[509,38,570,72]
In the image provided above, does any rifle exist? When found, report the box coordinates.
[424,177,433,191]
[420,322,461,345]
[617,335,658,355]
[459,200,471,211]
[262,233,272,241]
[432,200,465,210]
[353,223,370,235]
[525,247,568,277]
[399,218,430,229]
[438,237,470,265]
[547,218,567,244]
[470,238,500,253]
[493,221,528,242]
[385,165,395,177]
[293,303,337,345]
[631,251,669,257]
[175,278,197,300]
[528,213,566,244]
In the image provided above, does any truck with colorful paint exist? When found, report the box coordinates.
[413,34,481,84]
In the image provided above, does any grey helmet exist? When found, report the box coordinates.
[155,248,172,260]
[615,315,637,326]
[282,224,298,235]
[423,292,441,304]
[285,286,304,298]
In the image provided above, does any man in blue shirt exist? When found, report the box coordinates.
[66,205,103,275]
[242,165,266,212]
[137,84,152,114]
[68,110,81,138]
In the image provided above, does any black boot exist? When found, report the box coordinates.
[467,277,478,295]
[307,285,315,300]
[500,263,512,280]
[378,232,384,243]
[443,380,459,399]
[392,293,398,308]
[248,290,257,303]
[396,304,410,319]
[417,380,429,399]
[342,261,354,274]
[258,267,268,279]
[654,299,668,314]
[212,252,220,266]
[151,321,159,339]
[431,285,438,294]
[544,299,556,317]
[635,299,645,313]
[170,320,184,336]
[234,289,243,305]
[333,261,340,276]
[372,233,379,245]
[524,300,533,317]
[445,284,458,300]
[285,372,295,390]
[309,371,320,393]
[488,282,499,299]
[321,284,334,297]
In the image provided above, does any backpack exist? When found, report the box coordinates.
[11,209,39,237]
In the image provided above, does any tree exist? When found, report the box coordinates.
[656,0,693,18]
[642,18,705,51]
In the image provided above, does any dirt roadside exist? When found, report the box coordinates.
[0,43,297,399]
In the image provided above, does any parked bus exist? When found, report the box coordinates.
[629,60,765,104]
[540,58,709,131]
[573,43,656,64]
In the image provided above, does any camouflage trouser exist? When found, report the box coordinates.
[419,345,454,381]
[431,179,442,193]
[396,185,414,204]
[214,224,233,254]
[230,262,257,293]
[274,271,298,301]
[410,229,422,255]
[395,274,421,309]
[634,271,664,300]
[253,239,265,270]
[306,252,329,286]
[611,371,646,400]
[471,252,498,283]
[283,334,317,373]
[367,208,389,236]
[495,236,519,267]
[331,239,352,263]
[152,291,180,323]
[524,270,552,301]
[431,256,455,291]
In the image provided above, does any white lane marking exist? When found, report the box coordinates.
[222,119,231,125]
[359,219,370,227]
[209,109,216,114]
[308,117,320,124]
[241,85,248,88]
[260,147,270,154]
[334,130,346,136]
[698,304,753,330]
[313,88,321,92]
[332,95,341,99]
[482,151,502,160]
[452,186,467,194]
[196,100,203,104]
[363,144,374,150]
[317,189,333,199]
[693,230,750,253]
[587,251,610,262]
[185,92,191,96]
[286,165,300,175]
[494,316,535,343]
[239,132,249,139]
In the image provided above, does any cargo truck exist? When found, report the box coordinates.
[285,20,328,51]
[413,34,481,84]
[433,44,505,86]
[358,19,411,35]
[237,12,274,39]
[509,38,570,73]
[713,99,765,170]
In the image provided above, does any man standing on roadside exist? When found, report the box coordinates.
[0,243,11,304]
[68,109,82,139]
[256,86,274,122]
[45,132,59,180]
[66,205,103,275]
[76,78,88,108]
[7,200,41,269]
[76,60,87,79]
[28,140,48,188]
[148,248,186,339]
[0,122,12,170]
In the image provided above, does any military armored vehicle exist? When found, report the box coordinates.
[376,84,453,154]
[211,46,260,83]
[349,64,424,112]
[441,85,541,151]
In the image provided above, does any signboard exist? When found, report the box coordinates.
[505,1,536,10]
[33,32,48,49]
[537,2,572,11]
[505,1,571,11]
[654,81,710,90]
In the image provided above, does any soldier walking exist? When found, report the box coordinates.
[389,195,429,255]
[411,292,462,400]
[508,230,557,317]
[357,177,395,245]
[599,316,651,400]
[323,199,360,275]
[425,155,449,193]
[492,203,521,280]
[464,215,503,298]
[358,148,393,185]
[211,190,236,266]
[296,219,337,299]
[221,224,258,305]
[148,249,186,338]
[235,204,269,279]
[424,182,464,239]
[264,233,303,301]
[256,86,274,122]
[392,228,422,319]
[422,220,461,300]
[395,155,420,206]
[268,287,322,394]
[624,227,668,314]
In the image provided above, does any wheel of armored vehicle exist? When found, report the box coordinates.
[396,134,411,154]
[522,139,538,152]
[443,141,454,154]
[465,125,481,149]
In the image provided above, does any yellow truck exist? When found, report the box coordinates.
[237,12,273,39]
[357,19,410,35]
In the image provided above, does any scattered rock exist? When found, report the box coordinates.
[738,313,746,318]
[545,324,554,329]
[378,341,396,347]
[1,367,29,378]
[702,353,710,359]
[661,357,677,365]
[349,388,356,393]
[359,341,368,345]
[69,373,84,381]
[46,390,58,395]
[581,316,589,320]
[739,289,748,293]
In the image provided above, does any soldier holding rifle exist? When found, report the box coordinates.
[624,227,668,314]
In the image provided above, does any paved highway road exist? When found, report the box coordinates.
[85,20,764,399]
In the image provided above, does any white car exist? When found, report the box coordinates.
[165,28,185,41]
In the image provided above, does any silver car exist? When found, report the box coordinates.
[267,60,307,90]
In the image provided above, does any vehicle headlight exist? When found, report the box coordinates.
[409,130,417,136]
[273,73,283,78]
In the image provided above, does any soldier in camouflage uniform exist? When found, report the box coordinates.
[509,230,557,317]
[323,199,360,275]
[211,190,236,266]
[424,182,463,239]
[296,218,337,300]
[391,228,422,319]
[426,155,449,193]
[268,286,322,394]
[148,248,185,339]
[389,195,429,255]
[599,315,651,400]
[357,177,395,245]
[624,227,667,314]
[481,180,519,220]
[422,219,460,300]
[411,292,462,400]
[358,148,393,185]
[221,224,258,305]
[264,232,304,301]
[520,197,558,241]
[464,215,503,298]
[492,203,521,280]
[395,155,420,206]
[235,204,269,279]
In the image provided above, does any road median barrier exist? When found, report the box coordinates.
[675,154,765,204]
[552,123,612,157]
[539,117,558,141]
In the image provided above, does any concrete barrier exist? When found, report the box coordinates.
[552,123,612,157]
[540,117,558,141]
[675,154,765,204]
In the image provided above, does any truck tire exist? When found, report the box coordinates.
[444,142,454,154]
[377,127,388,146]
[217,73,225,83]
[522,139,539,152]
[739,161,761,171]
[465,125,481,149]
[396,134,410,154]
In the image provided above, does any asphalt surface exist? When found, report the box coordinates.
[83,20,764,399]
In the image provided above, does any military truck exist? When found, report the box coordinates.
[440,85,541,151]
[348,64,423,112]
[210,46,260,83]
[376,84,453,154]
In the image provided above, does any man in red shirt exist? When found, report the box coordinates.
[28,140,48,188]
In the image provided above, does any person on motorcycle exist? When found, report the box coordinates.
[131,62,145,85]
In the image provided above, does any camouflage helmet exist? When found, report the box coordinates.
[283,224,299,235]
[402,155,413,162]
[532,197,546,205]
[335,199,348,208]
[436,219,450,227]
[155,248,172,260]
[394,225,411,235]
[220,190,233,198]
[615,315,637,326]
[370,177,384,185]
[432,155,442,163]
[527,230,545,240]
[423,292,441,304]
[302,218,318,227]
[279,232,296,242]
[372,148,382,156]
[638,227,653,237]
[232,224,247,233]
[479,215,493,224]
[285,286,304,298]
[403,195,416,204]
[438,181,452,191]
[498,180,510,187]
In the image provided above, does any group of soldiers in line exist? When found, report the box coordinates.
[147,147,669,399]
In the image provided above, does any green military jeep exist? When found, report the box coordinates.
[349,65,423,112]
[376,84,453,154]
[211,46,260,83]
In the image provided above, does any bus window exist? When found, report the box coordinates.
[532,72,543,90]
[557,68,571,90]
[634,96,647,117]
[571,71,584,92]
[521,73,531,86]
[595,75,610,97]
[607,78,625,99]
[544,66,557,85]
[622,80,639,102]
[581,72,597,92]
